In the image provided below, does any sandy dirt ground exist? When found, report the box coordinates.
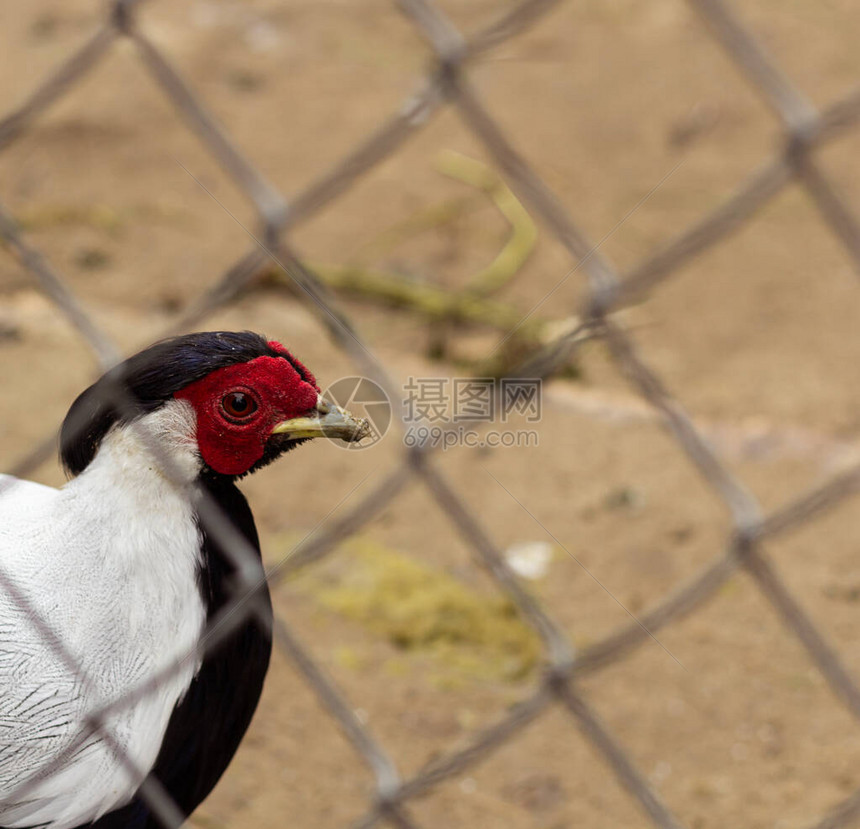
[4,1,860,828]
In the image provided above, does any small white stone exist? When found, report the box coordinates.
[459,777,477,794]
[505,541,553,580]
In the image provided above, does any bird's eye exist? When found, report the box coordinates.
[221,391,258,421]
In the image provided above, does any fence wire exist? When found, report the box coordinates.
[2,1,860,827]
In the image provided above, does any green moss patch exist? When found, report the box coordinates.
[296,539,541,683]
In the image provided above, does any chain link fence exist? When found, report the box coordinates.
[3,0,860,827]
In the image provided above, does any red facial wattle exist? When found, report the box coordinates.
[174,353,320,475]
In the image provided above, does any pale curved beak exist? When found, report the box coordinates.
[271,396,370,443]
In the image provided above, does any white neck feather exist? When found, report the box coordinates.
[86,398,203,487]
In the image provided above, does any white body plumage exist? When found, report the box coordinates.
[0,403,206,829]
